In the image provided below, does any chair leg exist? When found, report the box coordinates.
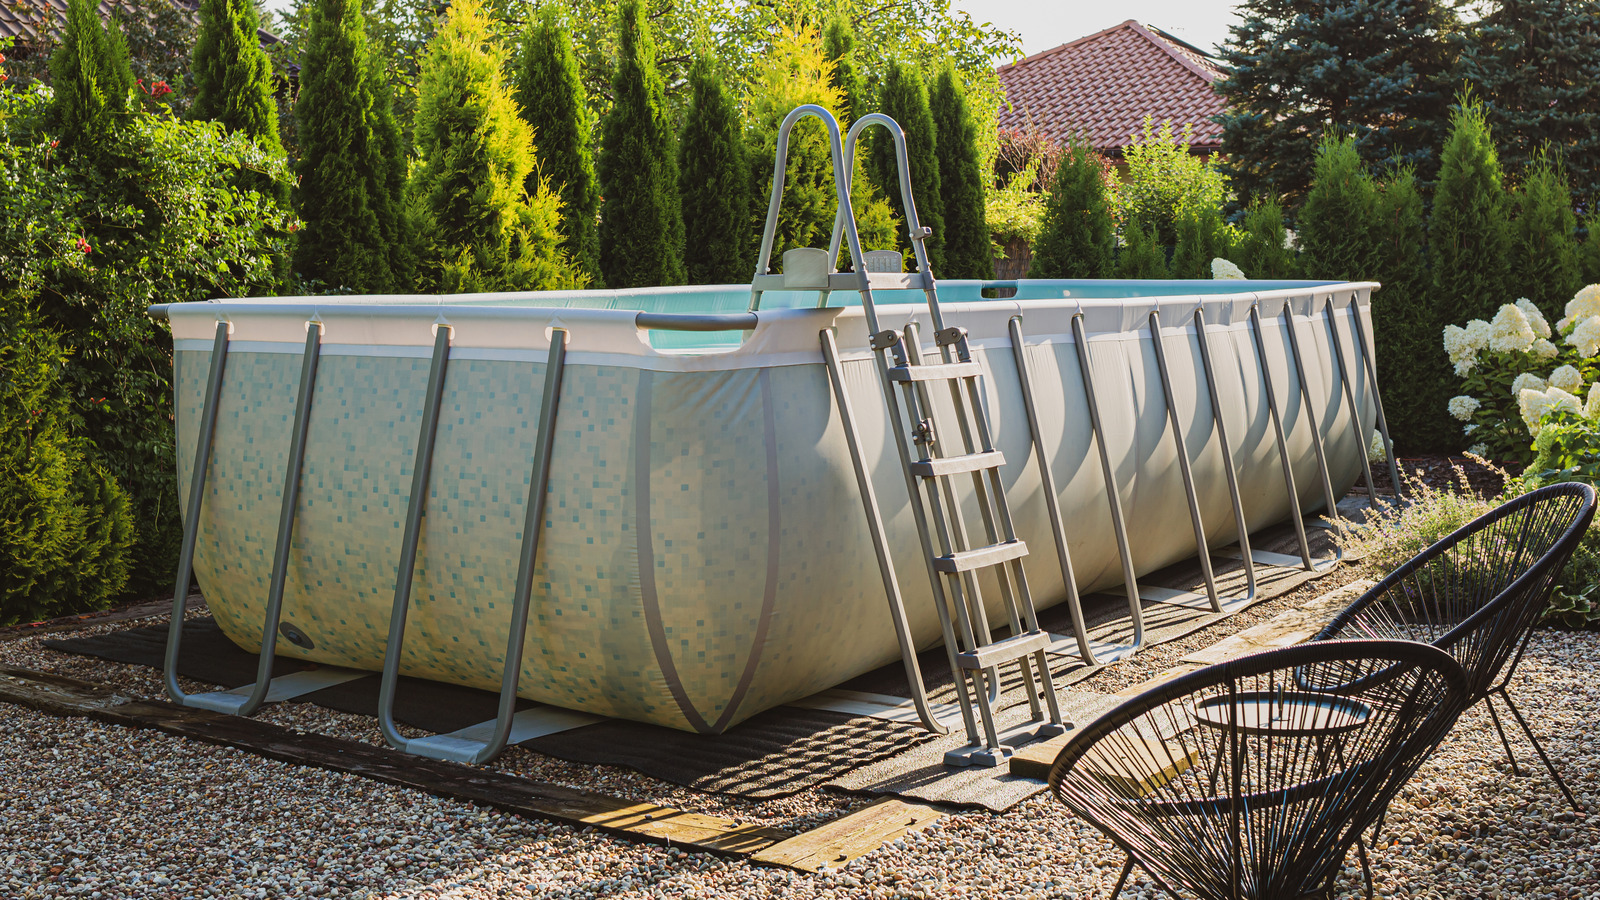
[1483,693,1524,777]
[1497,687,1583,813]
[1109,856,1134,900]
[1355,836,1375,900]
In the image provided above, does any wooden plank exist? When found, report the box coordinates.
[750,798,944,873]
[1076,738,1200,798]
[1181,579,1376,666]
[0,595,199,642]
[1009,732,1072,781]
[0,666,788,856]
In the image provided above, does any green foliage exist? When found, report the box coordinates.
[598,0,685,288]
[409,0,584,292]
[514,8,602,285]
[870,59,943,272]
[1584,215,1600,285]
[1456,0,1600,211]
[1028,141,1113,279]
[48,0,136,151]
[1114,119,1229,250]
[363,45,413,288]
[1299,134,1376,281]
[0,314,134,625]
[1525,407,1600,488]
[1170,204,1239,279]
[821,13,866,128]
[1431,91,1512,324]
[293,0,392,292]
[190,0,282,152]
[1116,220,1168,279]
[928,64,990,279]
[1215,0,1455,210]
[1508,152,1582,324]
[1232,199,1297,279]
[679,58,748,285]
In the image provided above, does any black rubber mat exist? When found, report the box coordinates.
[45,618,933,798]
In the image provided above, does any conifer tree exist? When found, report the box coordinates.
[364,48,411,288]
[1117,221,1168,279]
[1299,134,1377,281]
[1215,0,1455,209]
[822,14,866,128]
[1431,92,1512,324]
[1233,199,1297,279]
[870,60,944,273]
[48,0,135,150]
[928,64,991,279]
[1508,151,1583,322]
[1582,214,1600,284]
[1457,0,1600,208]
[293,0,390,291]
[409,0,584,292]
[513,8,602,285]
[679,58,748,284]
[190,0,282,151]
[598,0,685,288]
[1170,205,1235,279]
[1029,141,1113,279]
[1368,169,1451,451]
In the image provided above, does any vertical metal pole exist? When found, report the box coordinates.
[164,321,230,704]
[1192,309,1258,601]
[1280,303,1341,520]
[1009,317,1099,664]
[1248,304,1316,571]
[1147,310,1220,612]
[1072,313,1146,648]
[1324,300,1379,504]
[1347,294,1406,503]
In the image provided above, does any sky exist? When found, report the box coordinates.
[951,0,1246,58]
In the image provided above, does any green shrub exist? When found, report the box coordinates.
[48,0,136,151]
[1170,203,1238,279]
[871,59,943,272]
[1232,199,1297,279]
[1431,90,1511,325]
[928,64,991,279]
[1299,134,1376,281]
[190,0,284,200]
[821,14,866,128]
[1114,119,1229,251]
[1028,141,1113,279]
[1117,220,1168,279]
[598,0,685,288]
[1508,151,1582,324]
[1583,215,1600,285]
[679,57,748,285]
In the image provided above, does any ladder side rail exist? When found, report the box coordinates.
[1323,298,1380,504]
[839,114,935,330]
[378,325,454,750]
[1009,316,1100,664]
[1346,292,1406,503]
[1147,310,1222,613]
[1248,303,1325,572]
[1071,313,1147,649]
[751,105,859,313]
[822,328,962,738]
[1279,303,1342,521]
[1192,308,1259,601]
[164,321,232,704]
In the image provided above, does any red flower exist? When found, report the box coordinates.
[49,140,59,149]
[75,237,92,254]
[151,81,172,97]
[287,222,300,233]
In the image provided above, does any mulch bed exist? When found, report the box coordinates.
[1352,454,1523,500]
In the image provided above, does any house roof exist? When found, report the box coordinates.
[0,0,281,49]
[997,19,1226,156]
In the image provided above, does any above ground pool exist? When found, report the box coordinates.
[154,277,1382,738]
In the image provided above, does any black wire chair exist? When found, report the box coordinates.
[1049,640,1470,900]
[1311,482,1596,811]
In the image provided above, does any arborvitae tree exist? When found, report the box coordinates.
[598,0,685,288]
[1215,0,1455,209]
[364,47,412,288]
[1117,221,1168,279]
[1431,92,1512,324]
[409,0,584,292]
[48,0,135,150]
[928,65,992,279]
[1457,0,1600,209]
[870,59,944,272]
[1233,199,1298,279]
[293,0,390,291]
[1299,134,1378,280]
[1170,204,1236,279]
[1029,141,1113,278]
[1508,151,1583,321]
[513,8,602,285]
[1582,214,1600,284]
[190,0,282,151]
[822,14,866,128]
[679,58,748,284]
[1368,168,1452,451]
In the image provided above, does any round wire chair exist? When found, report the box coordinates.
[1312,482,1596,810]
[1048,640,1470,900]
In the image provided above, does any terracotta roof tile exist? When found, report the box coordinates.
[0,0,280,48]
[997,20,1226,155]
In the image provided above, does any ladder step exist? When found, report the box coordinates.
[910,450,1005,478]
[887,361,983,383]
[934,539,1028,573]
[956,630,1053,670]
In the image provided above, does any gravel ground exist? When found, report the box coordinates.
[3,600,1597,898]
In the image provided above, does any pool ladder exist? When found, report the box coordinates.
[753,106,1065,765]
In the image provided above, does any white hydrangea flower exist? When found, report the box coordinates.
[1463,319,1492,351]
[1519,386,1583,436]
[1549,364,1584,393]
[1587,383,1600,420]
[1448,395,1481,421]
[1511,372,1548,395]
[1463,423,1479,435]
[1367,432,1387,463]
[1567,315,1600,357]
[1453,357,1477,376]
[1489,303,1536,353]
[1211,258,1246,280]
[1566,284,1600,323]
[1467,443,1490,458]
[1532,338,1559,359]
[1515,298,1552,338]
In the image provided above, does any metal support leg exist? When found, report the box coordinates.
[164,321,230,704]
[1148,310,1222,613]
[1347,294,1405,503]
[1072,313,1146,649]
[1497,687,1582,811]
[1323,301,1379,508]
[1248,304,1335,573]
[1192,309,1259,605]
[1279,304,1341,521]
[378,327,569,764]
